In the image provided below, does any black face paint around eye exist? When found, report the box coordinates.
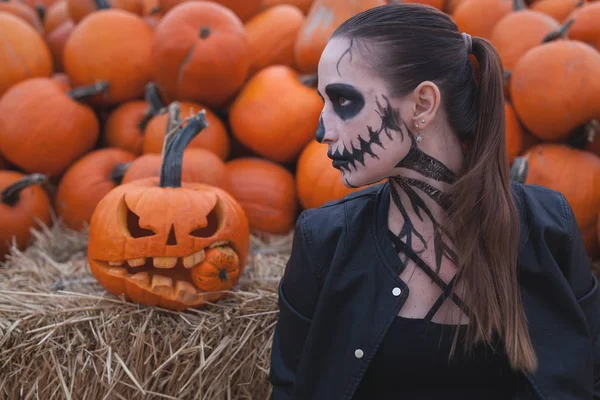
[316,116,325,143]
[325,83,365,121]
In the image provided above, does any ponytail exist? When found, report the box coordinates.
[446,37,538,374]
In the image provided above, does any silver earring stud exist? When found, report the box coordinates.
[421,119,426,123]
[416,135,423,144]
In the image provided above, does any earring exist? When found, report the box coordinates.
[415,123,423,144]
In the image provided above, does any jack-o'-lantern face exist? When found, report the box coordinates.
[88,179,250,311]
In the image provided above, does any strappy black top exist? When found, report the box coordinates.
[352,231,525,399]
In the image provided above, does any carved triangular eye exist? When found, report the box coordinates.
[126,207,156,238]
[190,204,220,238]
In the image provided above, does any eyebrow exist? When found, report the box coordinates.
[324,83,363,99]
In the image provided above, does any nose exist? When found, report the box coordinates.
[315,116,325,143]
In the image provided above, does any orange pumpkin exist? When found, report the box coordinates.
[0,13,52,98]
[87,110,250,310]
[510,39,600,140]
[52,72,71,91]
[55,148,136,231]
[190,246,240,292]
[0,172,52,260]
[505,101,524,163]
[229,65,322,163]
[225,157,298,234]
[391,0,444,10]
[44,0,70,34]
[103,83,165,155]
[0,156,9,170]
[296,140,365,209]
[567,2,600,50]
[67,0,144,23]
[157,0,262,21]
[260,0,314,14]
[452,0,522,39]
[491,10,560,72]
[445,0,465,13]
[0,0,44,33]
[122,149,230,191]
[45,20,75,72]
[0,78,104,177]
[245,4,305,76]
[64,9,154,107]
[21,0,60,11]
[142,101,230,161]
[151,2,250,109]
[294,0,386,73]
[511,144,600,258]
[531,0,584,22]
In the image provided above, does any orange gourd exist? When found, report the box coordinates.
[151,2,250,109]
[225,157,298,234]
[511,144,600,258]
[122,149,230,191]
[245,4,305,76]
[52,72,71,91]
[67,0,144,23]
[260,0,313,14]
[87,111,250,310]
[505,102,524,163]
[296,140,365,209]
[45,20,75,72]
[531,0,584,22]
[294,0,386,73]
[157,0,262,21]
[510,39,600,141]
[64,9,154,107]
[0,78,105,177]
[54,148,136,231]
[190,246,241,293]
[391,0,444,10]
[445,0,465,13]
[452,0,522,39]
[567,2,600,50]
[0,13,52,98]
[229,65,322,163]
[0,172,52,260]
[491,10,559,72]
[142,101,230,161]
[0,0,44,33]
[44,0,70,34]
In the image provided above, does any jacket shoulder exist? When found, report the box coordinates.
[512,181,571,234]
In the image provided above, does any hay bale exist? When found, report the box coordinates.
[0,221,291,400]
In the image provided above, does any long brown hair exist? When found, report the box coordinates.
[333,4,537,374]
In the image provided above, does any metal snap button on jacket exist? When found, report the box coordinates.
[354,349,364,359]
[392,287,401,297]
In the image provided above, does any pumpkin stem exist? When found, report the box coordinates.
[299,74,318,88]
[94,0,110,9]
[218,269,229,281]
[67,80,109,101]
[541,19,575,43]
[1,174,47,207]
[162,101,182,159]
[148,5,161,14]
[509,156,528,183]
[159,109,209,188]
[109,162,131,185]
[567,119,600,149]
[513,0,526,11]
[138,82,165,132]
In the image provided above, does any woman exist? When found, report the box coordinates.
[269,3,599,400]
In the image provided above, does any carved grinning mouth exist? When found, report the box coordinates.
[94,240,230,301]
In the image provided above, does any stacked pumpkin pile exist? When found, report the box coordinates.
[1,0,600,267]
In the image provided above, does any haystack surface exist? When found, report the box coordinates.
[0,222,292,400]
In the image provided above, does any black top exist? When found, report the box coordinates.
[353,230,523,399]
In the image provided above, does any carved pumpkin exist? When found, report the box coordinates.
[122,149,230,191]
[103,83,165,155]
[68,0,144,23]
[453,0,523,39]
[142,101,230,161]
[151,1,250,109]
[294,0,385,73]
[225,157,298,234]
[491,10,559,72]
[245,4,305,76]
[511,144,600,258]
[64,9,154,107]
[531,0,584,22]
[87,110,250,310]
[45,20,75,72]
[510,39,600,140]
[44,0,70,34]
[0,172,52,260]
[0,13,52,98]
[505,101,524,163]
[0,78,105,177]
[0,0,44,33]
[567,2,600,51]
[229,65,322,163]
[55,148,136,231]
[296,140,365,209]
[260,0,314,14]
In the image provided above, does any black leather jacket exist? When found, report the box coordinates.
[269,181,600,399]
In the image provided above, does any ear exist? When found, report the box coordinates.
[411,81,441,130]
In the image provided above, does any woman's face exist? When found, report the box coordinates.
[317,37,417,188]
